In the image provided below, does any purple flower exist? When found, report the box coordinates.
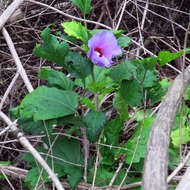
[88,30,122,68]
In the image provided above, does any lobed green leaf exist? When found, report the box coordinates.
[118,36,131,47]
[70,0,91,15]
[110,60,137,83]
[119,79,142,107]
[158,51,183,66]
[124,117,154,164]
[89,29,125,38]
[83,111,107,142]
[33,26,69,67]
[65,51,92,81]
[23,136,83,188]
[39,68,74,90]
[16,86,78,121]
[113,93,129,120]
[61,21,89,43]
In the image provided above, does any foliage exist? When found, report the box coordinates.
[118,36,131,47]
[84,111,107,142]
[23,136,83,189]
[110,60,137,82]
[33,26,69,67]
[70,0,91,15]
[38,68,74,90]
[171,106,190,148]
[113,94,128,120]
[89,29,125,38]
[65,51,92,80]
[124,117,154,164]
[119,79,142,107]
[0,161,10,179]
[158,51,184,66]
[9,3,190,188]
[61,21,89,43]
[184,85,190,100]
[10,86,78,121]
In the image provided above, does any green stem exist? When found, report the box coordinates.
[91,67,99,111]
[83,14,87,29]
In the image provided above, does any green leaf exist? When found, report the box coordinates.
[88,166,113,186]
[89,29,125,38]
[65,126,82,136]
[57,115,85,127]
[33,26,69,67]
[83,111,107,142]
[0,161,11,179]
[113,93,128,120]
[17,86,78,121]
[61,21,89,43]
[112,30,125,38]
[80,96,96,111]
[119,80,142,107]
[64,165,83,188]
[134,109,153,121]
[70,0,91,15]
[23,136,83,188]
[25,167,50,189]
[124,117,154,164]
[87,66,113,93]
[160,78,171,91]
[110,60,137,82]
[139,70,157,88]
[169,144,180,170]
[173,105,190,130]
[87,78,114,94]
[65,51,92,80]
[104,115,123,146]
[75,65,113,93]
[59,34,77,44]
[185,85,190,100]
[135,57,158,70]
[88,165,128,186]
[0,161,10,165]
[158,51,183,66]
[39,68,74,90]
[146,83,164,104]
[47,136,83,188]
[18,118,55,135]
[171,127,190,147]
[118,36,131,47]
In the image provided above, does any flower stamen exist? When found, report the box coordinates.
[94,47,103,57]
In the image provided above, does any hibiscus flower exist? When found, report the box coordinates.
[88,30,122,68]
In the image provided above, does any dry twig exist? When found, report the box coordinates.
[175,165,190,190]
[0,0,24,30]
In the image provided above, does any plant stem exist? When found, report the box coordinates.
[91,68,99,111]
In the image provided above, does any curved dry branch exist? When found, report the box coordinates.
[142,64,190,190]
[2,27,34,93]
[0,0,24,30]
[167,152,190,183]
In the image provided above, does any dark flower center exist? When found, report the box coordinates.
[94,47,103,57]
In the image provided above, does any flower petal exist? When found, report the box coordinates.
[88,30,122,68]
[90,50,111,68]
[98,31,122,59]
[88,32,103,49]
